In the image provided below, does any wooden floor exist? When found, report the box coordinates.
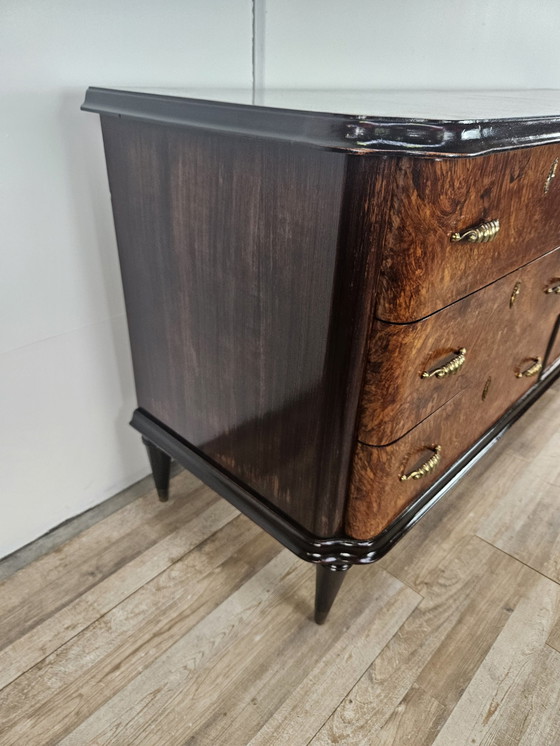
[1,379,560,745]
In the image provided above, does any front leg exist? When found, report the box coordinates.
[314,563,351,624]
[142,437,172,502]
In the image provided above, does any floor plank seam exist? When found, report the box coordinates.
[383,567,426,598]
[0,503,212,650]
[0,467,186,584]
[303,592,423,745]
[474,534,560,586]
[0,516,238,695]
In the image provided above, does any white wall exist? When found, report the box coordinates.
[3,0,560,559]
[256,0,560,89]
[0,0,252,558]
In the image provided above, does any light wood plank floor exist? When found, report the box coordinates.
[1,378,560,745]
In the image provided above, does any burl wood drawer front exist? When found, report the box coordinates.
[348,383,521,541]
[349,390,474,540]
[349,249,560,540]
[376,144,560,322]
[359,246,560,445]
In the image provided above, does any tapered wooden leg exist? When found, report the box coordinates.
[142,437,172,502]
[314,563,351,624]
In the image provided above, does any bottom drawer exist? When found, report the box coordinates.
[346,367,542,540]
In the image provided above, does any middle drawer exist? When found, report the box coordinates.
[359,245,560,445]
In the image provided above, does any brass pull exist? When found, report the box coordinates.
[510,281,522,307]
[400,445,442,482]
[545,158,558,194]
[451,219,500,243]
[515,357,542,378]
[545,283,560,295]
[421,348,466,379]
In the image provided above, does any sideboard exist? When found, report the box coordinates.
[82,88,560,623]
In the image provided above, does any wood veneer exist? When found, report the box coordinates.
[101,116,396,537]
[83,87,560,156]
[359,246,560,445]
[350,246,560,538]
[83,87,560,623]
[375,145,560,322]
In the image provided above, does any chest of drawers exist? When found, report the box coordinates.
[83,88,560,623]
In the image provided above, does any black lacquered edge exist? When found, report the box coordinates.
[131,361,560,567]
[82,87,560,157]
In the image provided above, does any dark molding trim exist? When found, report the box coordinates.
[131,361,560,567]
[82,87,560,157]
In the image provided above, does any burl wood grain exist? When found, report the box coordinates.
[376,144,560,322]
[101,116,396,536]
[348,247,560,539]
[359,246,560,445]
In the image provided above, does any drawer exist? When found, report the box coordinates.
[349,390,477,540]
[347,382,523,541]
[376,144,560,322]
[359,246,560,445]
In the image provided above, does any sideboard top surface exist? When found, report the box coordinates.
[82,87,560,156]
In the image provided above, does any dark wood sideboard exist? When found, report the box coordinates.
[82,88,560,623]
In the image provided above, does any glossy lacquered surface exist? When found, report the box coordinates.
[375,144,560,321]
[350,248,560,538]
[98,88,560,120]
[83,87,560,156]
[131,360,560,565]
[360,246,560,445]
[88,87,560,575]
[101,116,395,536]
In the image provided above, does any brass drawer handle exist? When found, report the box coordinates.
[451,219,500,243]
[545,158,558,194]
[421,348,466,379]
[545,283,560,295]
[400,445,442,482]
[510,281,522,307]
[515,357,542,378]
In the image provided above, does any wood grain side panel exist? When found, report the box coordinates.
[376,144,560,322]
[101,118,343,535]
[359,246,560,445]
[100,117,395,536]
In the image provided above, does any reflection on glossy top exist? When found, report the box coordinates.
[82,87,560,156]
[105,88,560,120]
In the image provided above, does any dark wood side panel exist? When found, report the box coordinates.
[376,144,560,321]
[100,117,394,536]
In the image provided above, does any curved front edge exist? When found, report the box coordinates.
[83,88,560,157]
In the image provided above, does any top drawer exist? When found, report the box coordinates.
[376,144,560,322]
